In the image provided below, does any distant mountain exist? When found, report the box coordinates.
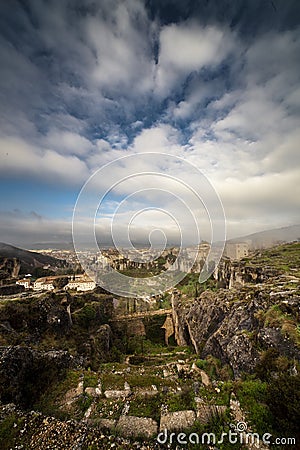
[29,242,74,250]
[229,224,300,249]
[0,242,66,275]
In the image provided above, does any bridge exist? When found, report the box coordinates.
[110,308,173,321]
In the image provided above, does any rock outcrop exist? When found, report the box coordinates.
[172,249,300,378]
[0,346,81,408]
[159,410,196,431]
[116,415,158,438]
[214,257,281,289]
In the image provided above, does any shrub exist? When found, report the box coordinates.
[236,380,273,435]
[196,359,208,370]
[129,394,162,421]
[0,414,23,449]
[266,373,300,436]
[76,393,93,413]
[166,386,195,412]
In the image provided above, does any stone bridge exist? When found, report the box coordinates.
[110,308,172,321]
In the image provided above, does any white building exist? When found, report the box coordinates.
[33,278,55,291]
[64,277,96,292]
[16,278,31,289]
[225,242,249,260]
[33,274,95,292]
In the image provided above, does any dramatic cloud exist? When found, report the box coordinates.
[0,0,299,245]
[155,23,234,96]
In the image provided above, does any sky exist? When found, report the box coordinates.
[0,0,299,248]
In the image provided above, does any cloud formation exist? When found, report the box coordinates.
[0,0,299,245]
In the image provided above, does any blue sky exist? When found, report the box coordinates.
[0,0,299,247]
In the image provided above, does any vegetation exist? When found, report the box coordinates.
[166,386,195,412]
[129,395,162,421]
[0,242,299,447]
[235,380,272,435]
[266,373,300,436]
[248,242,300,275]
[0,414,24,450]
[177,272,218,297]
[263,304,300,346]
[34,369,80,419]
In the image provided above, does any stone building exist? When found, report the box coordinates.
[225,242,249,260]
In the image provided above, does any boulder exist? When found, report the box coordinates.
[159,410,196,431]
[116,415,158,438]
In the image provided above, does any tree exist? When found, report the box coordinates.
[53,277,69,290]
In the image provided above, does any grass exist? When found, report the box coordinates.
[196,382,233,406]
[129,394,162,421]
[33,369,80,419]
[235,380,273,435]
[83,371,99,389]
[76,393,93,413]
[248,242,300,275]
[264,304,300,346]
[166,387,196,412]
[101,372,125,390]
[0,414,24,450]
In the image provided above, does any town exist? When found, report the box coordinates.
[13,242,249,293]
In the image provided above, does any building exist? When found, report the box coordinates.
[32,274,96,292]
[64,276,96,292]
[16,278,31,289]
[33,278,55,291]
[225,242,249,260]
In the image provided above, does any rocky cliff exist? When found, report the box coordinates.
[0,346,81,408]
[172,243,300,377]
[0,243,298,448]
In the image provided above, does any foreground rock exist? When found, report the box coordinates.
[159,410,196,431]
[0,346,82,408]
[0,403,160,449]
[116,415,158,438]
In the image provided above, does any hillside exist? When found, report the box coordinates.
[29,242,74,251]
[0,242,66,275]
[0,243,299,448]
[229,224,300,249]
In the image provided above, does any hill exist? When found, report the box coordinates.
[0,242,66,275]
[29,242,74,250]
[229,224,300,249]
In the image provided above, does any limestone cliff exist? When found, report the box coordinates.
[172,243,300,378]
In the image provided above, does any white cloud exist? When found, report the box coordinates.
[44,130,93,156]
[131,124,184,154]
[0,137,89,186]
[155,23,234,95]
[86,1,155,93]
[0,2,299,246]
